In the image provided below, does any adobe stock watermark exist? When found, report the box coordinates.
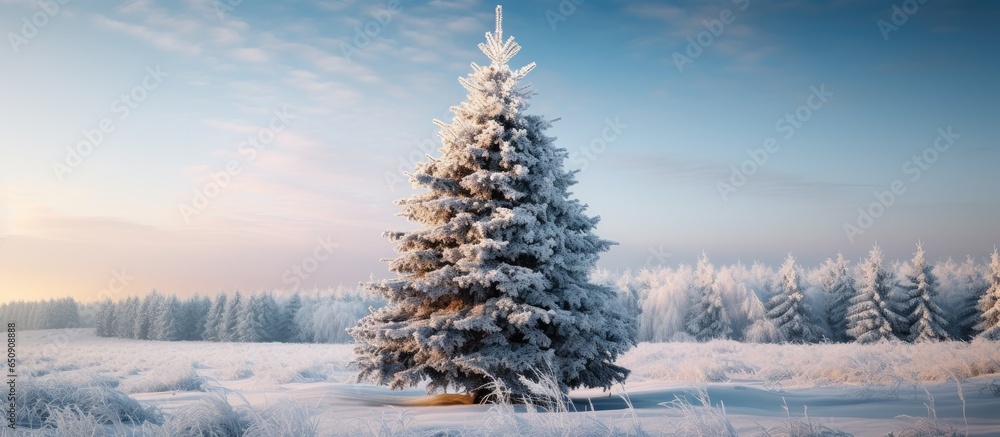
[51,65,168,182]
[7,0,72,54]
[341,0,404,61]
[842,126,959,244]
[568,117,627,171]
[717,84,833,202]
[282,235,339,288]
[672,0,750,73]
[33,329,89,363]
[384,109,451,192]
[546,0,585,31]
[213,0,243,20]
[644,245,674,269]
[96,268,134,301]
[877,0,928,41]
[178,106,295,224]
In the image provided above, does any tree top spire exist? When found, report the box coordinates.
[495,5,503,40]
[478,5,521,65]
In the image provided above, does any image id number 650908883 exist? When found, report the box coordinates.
[7,323,14,430]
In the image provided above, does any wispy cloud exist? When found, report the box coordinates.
[90,14,203,55]
[624,1,777,73]
[230,47,270,63]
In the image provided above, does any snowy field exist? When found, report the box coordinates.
[10,329,1000,436]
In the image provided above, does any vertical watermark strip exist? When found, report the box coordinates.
[6,322,14,431]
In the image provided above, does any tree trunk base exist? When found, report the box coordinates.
[401,394,477,406]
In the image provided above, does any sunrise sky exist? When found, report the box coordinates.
[1,0,998,301]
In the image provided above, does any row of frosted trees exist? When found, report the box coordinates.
[0,298,81,330]
[604,244,1000,344]
[12,245,1000,345]
[93,288,384,343]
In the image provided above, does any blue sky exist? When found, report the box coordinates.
[1,0,998,300]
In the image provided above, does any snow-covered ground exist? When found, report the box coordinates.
[11,329,1000,435]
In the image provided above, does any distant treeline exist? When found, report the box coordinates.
[0,298,81,330]
[597,245,1000,344]
[92,288,384,343]
[6,244,999,345]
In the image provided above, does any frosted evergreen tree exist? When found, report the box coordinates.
[685,252,731,341]
[95,298,115,337]
[887,267,917,340]
[234,293,279,343]
[975,248,1000,340]
[220,291,242,342]
[611,270,643,328]
[816,253,854,342]
[899,243,950,342]
[956,256,988,340]
[110,299,126,338]
[152,295,180,341]
[179,295,210,341]
[195,295,212,339]
[847,245,904,343]
[203,292,227,341]
[237,293,279,343]
[236,295,263,343]
[259,293,281,342]
[766,255,819,343]
[117,296,140,338]
[742,290,782,343]
[135,290,160,340]
[350,7,636,401]
[279,293,303,342]
[59,298,81,328]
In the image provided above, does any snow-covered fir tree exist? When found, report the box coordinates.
[179,295,210,341]
[110,298,126,338]
[956,256,988,340]
[815,253,854,342]
[279,293,303,342]
[886,272,917,340]
[59,298,81,328]
[742,289,781,343]
[899,243,950,342]
[95,298,114,337]
[220,291,242,342]
[350,7,636,401]
[152,295,180,341]
[262,293,281,341]
[847,245,904,343]
[685,252,731,341]
[975,248,1000,340]
[203,292,227,341]
[135,291,160,340]
[766,255,820,343]
[236,294,264,343]
[611,270,643,328]
[117,296,140,338]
